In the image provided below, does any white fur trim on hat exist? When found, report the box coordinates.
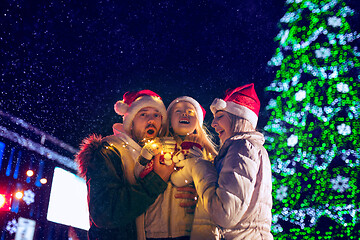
[115,95,167,134]
[114,101,129,115]
[210,98,258,128]
[167,96,204,125]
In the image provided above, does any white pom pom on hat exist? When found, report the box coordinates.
[114,90,167,133]
[114,100,129,115]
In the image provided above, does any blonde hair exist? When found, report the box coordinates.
[227,112,255,133]
[165,103,218,157]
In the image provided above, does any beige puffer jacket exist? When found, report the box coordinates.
[137,135,217,239]
[143,181,195,238]
[192,132,273,240]
[135,136,195,238]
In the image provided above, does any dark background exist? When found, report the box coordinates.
[1,0,359,148]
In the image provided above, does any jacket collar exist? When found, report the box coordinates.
[214,131,265,166]
[229,131,265,145]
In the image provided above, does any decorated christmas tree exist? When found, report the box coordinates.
[264,0,360,238]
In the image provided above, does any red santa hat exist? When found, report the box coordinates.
[210,83,260,128]
[167,96,206,125]
[114,90,167,133]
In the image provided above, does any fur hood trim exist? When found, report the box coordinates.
[75,134,103,179]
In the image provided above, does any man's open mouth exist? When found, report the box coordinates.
[145,124,156,135]
[147,129,155,135]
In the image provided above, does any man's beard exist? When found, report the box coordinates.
[133,124,158,145]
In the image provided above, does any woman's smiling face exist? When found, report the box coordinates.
[211,110,232,144]
[170,101,197,136]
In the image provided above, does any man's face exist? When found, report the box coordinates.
[131,107,162,142]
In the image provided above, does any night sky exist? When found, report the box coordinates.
[1,0,359,148]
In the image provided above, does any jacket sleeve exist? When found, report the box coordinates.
[193,140,260,228]
[87,143,167,229]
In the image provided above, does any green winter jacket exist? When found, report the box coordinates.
[76,134,167,240]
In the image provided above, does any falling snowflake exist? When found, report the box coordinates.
[331,175,350,193]
[328,16,342,27]
[337,123,351,135]
[315,47,331,59]
[23,189,35,205]
[295,90,306,101]
[276,185,288,201]
[336,82,349,93]
[6,219,18,234]
[287,134,298,147]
